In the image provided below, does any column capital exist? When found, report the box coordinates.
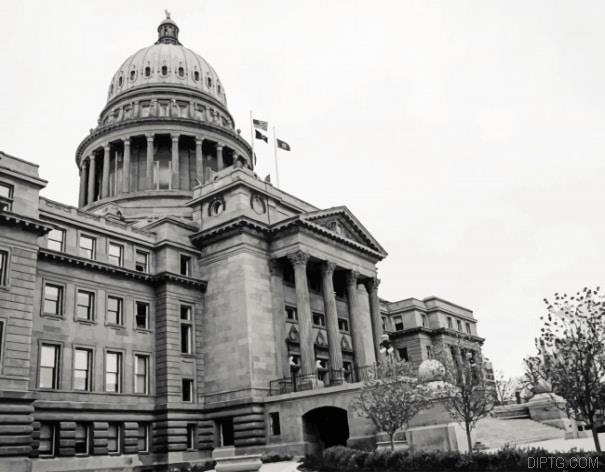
[321,261,337,276]
[345,270,360,287]
[145,133,154,141]
[122,137,130,146]
[103,144,111,152]
[364,277,381,292]
[288,250,309,267]
[195,136,204,145]
[216,143,224,151]
[89,154,96,162]
[171,133,180,142]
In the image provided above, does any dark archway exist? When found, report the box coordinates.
[302,406,350,456]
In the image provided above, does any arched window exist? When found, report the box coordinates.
[206,76,212,88]
[118,76,123,87]
[161,65,168,76]
[130,70,135,80]
[145,66,151,77]
[217,83,221,94]
[194,71,200,81]
[178,67,185,78]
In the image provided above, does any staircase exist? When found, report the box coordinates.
[474,416,564,449]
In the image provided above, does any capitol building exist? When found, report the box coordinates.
[0,15,486,472]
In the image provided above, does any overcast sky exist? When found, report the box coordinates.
[2,1,604,378]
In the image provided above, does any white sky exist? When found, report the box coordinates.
[2,1,605,378]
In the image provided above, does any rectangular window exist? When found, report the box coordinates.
[0,320,4,366]
[180,305,193,354]
[105,351,122,393]
[107,296,123,326]
[393,316,404,331]
[39,422,58,457]
[457,319,462,332]
[398,347,409,362]
[447,317,453,329]
[466,322,472,335]
[135,354,149,395]
[381,316,388,331]
[73,348,92,391]
[76,290,95,321]
[74,422,91,455]
[39,344,60,389]
[186,424,197,450]
[343,361,353,382]
[285,306,298,321]
[79,235,96,259]
[107,423,121,454]
[182,378,193,402]
[270,412,281,435]
[180,255,191,276]
[135,250,149,273]
[0,250,7,287]
[312,312,325,327]
[137,423,149,453]
[43,283,63,316]
[108,242,123,266]
[421,314,428,328]
[0,182,13,211]
[135,301,150,330]
[47,229,65,252]
[338,318,349,332]
[426,346,432,358]
[217,418,234,447]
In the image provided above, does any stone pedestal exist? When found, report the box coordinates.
[407,401,469,453]
[212,446,262,472]
[527,392,575,438]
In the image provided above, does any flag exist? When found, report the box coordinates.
[253,119,268,131]
[255,129,268,143]
[276,139,291,151]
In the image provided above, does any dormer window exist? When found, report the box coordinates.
[217,83,221,94]
[145,66,151,77]
[118,76,123,87]
[161,65,168,76]
[130,70,136,80]
[206,77,212,88]
[178,67,185,78]
[194,71,200,81]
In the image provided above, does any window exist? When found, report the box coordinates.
[186,424,197,450]
[285,306,297,321]
[0,250,7,286]
[107,423,122,454]
[39,344,60,389]
[73,348,92,391]
[312,312,325,327]
[338,318,349,332]
[107,296,123,326]
[398,347,409,362]
[178,66,185,77]
[161,65,168,76]
[47,229,65,251]
[217,418,234,447]
[194,70,200,81]
[393,316,404,331]
[105,351,122,393]
[180,255,191,276]
[180,306,193,354]
[217,83,222,94]
[457,319,462,332]
[466,322,472,335]
[118,76,123,87]
[421,314,428,328]
[79,235,96,259]
[206,76,212,88]
[108,242,123,266]
[269,412,281,436]
[0,182,13,211]
[135,354,149,395]
[137,423,149,453]
[74,422,91,455]
[130,70,135,80]
[343,361,354,382]
[76,290,95,321]
[426,346,432,358]
[0,320,4,366]
[39,422,58,457]
[316,358,328,382]
[283,264,295,284]
[135,250,149,272]
[182,378,193,402]
[43,284,63,315]
[145,66,151,77]
[135,301,150,330]
[447,317,453,329]
[381,316,388,331]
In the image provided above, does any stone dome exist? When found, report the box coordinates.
[106,14,226,106]
[418,359,446,383]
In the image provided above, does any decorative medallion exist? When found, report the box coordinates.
[287,325,300,343]
[208,198,225,216]
[251,194,266,215]
[315,332,327,347]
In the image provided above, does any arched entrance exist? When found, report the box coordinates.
[302,406,350,456]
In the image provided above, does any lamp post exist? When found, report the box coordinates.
[379,333,395,364]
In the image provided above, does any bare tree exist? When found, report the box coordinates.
[494,371,515,405]
[527,287,605,451]
[353,359,431,450]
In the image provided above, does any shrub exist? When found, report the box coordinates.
[261,453,293,463]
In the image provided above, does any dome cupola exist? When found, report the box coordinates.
[157,11,180,45]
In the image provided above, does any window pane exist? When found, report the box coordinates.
[107,353,117,372]
[181,325,191,353]
[136,302,149,329]
[135,251,148,272]
[40,345,56,367]
[137,424,148,452]
[47,229,64,251]
[180,306,191,320]
[74,349,88,369]
[39,423,54,455]
[0,182,12,198]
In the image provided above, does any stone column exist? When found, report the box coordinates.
[269,259,290,379]
[365,278,383,362]
[195,137,204,185]
[122,138,130,193]
[146,133,154,189]
[288,251,315,377]
[346,270,375,372]
[87,155,96,203]
[78,161,87,207]
[216,143,224,171]
[322,262,343,384]
[171,133,180,189]
[101,144,110,198]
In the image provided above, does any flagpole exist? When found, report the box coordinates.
[249,110,255,161]
[273,125,280,188]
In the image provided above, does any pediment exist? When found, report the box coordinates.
[301,206,387,257]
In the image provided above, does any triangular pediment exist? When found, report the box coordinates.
[301,206,387,257]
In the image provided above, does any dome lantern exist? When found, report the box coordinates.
[157,10,180,45]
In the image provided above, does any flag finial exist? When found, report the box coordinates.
[165,9,171,19]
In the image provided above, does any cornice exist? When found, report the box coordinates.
[389,326,485,344]
[0,212,53,235]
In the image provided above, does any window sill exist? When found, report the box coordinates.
[135,328,152,334]
[181,353,195,358]
[76,319,96,326]
[41,313,63,320]
[107,324,125,330]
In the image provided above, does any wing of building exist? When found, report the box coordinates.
[0,14,485,471]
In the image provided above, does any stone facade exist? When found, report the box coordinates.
[0,15,486,471]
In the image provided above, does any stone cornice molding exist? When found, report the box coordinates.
[0,212,53,235]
